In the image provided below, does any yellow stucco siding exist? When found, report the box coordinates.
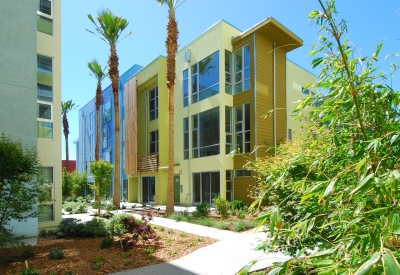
[286,60,316,139]
[37,0,62,231]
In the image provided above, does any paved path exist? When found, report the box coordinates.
[63,207,290,275]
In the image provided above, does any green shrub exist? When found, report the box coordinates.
[106,214,132,236]
[214,195,230,219]
[56,218,85,237]
[192,203,210,218]
[20,245,36,259]
[62,200,88,214]
[83,218,108,237]
[231,200,246,211]
[100,236,114,249]
[48,247,64,260]
[56,218,107,238]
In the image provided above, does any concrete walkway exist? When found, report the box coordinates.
[63,206,290,275]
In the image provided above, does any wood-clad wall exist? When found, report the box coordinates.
[124,77,138,175]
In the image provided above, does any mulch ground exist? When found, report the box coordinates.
[0,227,216,275]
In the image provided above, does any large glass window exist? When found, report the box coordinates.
[38,166,53,222]
[183,70,188,107]
[225,106,232,154]
[192,107,219,158]
[102,127,108,148]
[90,111,95,130]
[234,46,250,94]
[193,171,220,205]
[149,130,158,155]
[142,177,155,204]
[37,55,52,75]
[183,117,189,159]
[103,101,111,123]
[225,51,232,95]
[37,0,52,18]
[191,51,220,104]
[90,134,94,153]
[38,103,52,120]
[149,87,158,121]
[234,103,251,153]
[37,122,53,139]
[37,84,52,102]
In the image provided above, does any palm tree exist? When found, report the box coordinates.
[87,9,130,208]
[157,0,181,214]
[61,100,77,171]
[88,59,107,162]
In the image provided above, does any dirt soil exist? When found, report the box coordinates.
[0,227,216,275]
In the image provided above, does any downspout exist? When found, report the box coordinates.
[253,34,257,186]
[187,61,192,206]
[273,42,277,153]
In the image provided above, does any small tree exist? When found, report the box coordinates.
[72,170,87,197]
[0,134,50,247]
[90,160,114,216]
[61,168,73,199]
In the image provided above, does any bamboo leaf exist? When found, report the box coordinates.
[364,207,390,215]
[309,248,336,258]
[354,252,380,275]
[350,174,374,195]
[237,260,257,275]
[323,179,337,198]
[382,248,400,275]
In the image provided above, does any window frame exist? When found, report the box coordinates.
[149,87,158,121]
[38,166,54,223]
[90,111,95,130]
[225,50,232,95]
[234,103,251,153]
[102,100,111,123]
[149,130,159,155]
[183,69,189,107]
[234,45,250,95]
[183,117,189,159]
[37,0,53,19]
[192,107,220,158]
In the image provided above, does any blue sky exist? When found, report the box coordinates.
[62,0,400,160]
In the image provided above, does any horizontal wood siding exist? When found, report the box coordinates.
[124,77,138,175]
[234,177,254,205]
[255,32,287,158]
[139,154,158,172]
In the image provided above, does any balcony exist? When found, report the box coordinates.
[139,154,158,173]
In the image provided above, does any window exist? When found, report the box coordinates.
[90,111,95,130]
[234,170,251,177]
[102,127,108,148]
[149,87,158,120]
[90,156,95,162]
[234,46,250,94]
[225,51,232,95]
[192,107,219,158]
[288,129,292,141]
[183,118,189,159]
[37,122,53,139]
[37,0,53,19]
[103,101,111,123]
[37,102,53,139]
[37,0,53,35]
[234,103,250,153]
[38,103,52,120]
[225,106,232,154]
[37,84,52,102]
[38,167,53,222]
[37,55,52,75]
[191,51,220,104]
[149,130,158,155]
[90,134,94,153]
[183,70,188,107]
[193,171,220,205]
[226,170,233,202]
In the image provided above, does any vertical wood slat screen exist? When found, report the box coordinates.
[124,77,138,174]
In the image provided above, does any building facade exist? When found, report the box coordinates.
[0,0,62,244]
[76,18,315,206]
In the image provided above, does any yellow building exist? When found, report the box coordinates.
[37,0,63,232]
[123,18,315,206]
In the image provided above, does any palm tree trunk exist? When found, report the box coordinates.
[63,114,69,171]
[165,8,178,214]
[95,82,102,200]
[109,44,120,208]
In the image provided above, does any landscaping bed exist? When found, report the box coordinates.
[0,226,216,275]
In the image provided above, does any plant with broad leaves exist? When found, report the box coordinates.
[246,0,400,274]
